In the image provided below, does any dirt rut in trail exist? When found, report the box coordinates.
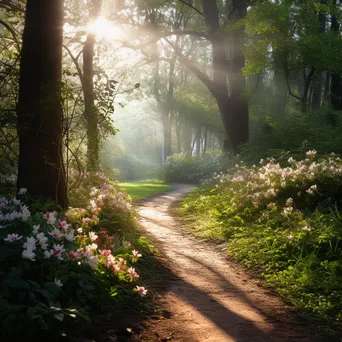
[134,185,322,342]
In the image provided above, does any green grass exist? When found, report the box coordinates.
[119,181,172,200]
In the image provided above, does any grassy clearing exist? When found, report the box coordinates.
[119,181,172,200]
[178,153,342,337]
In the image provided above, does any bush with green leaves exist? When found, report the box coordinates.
[242,108,342,165]
[180,151,342,329]
[163,151,229,184]
[0,188,147,341]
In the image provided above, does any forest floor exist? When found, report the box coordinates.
[130,185,326,342]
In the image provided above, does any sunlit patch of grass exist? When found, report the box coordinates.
[118,181,172,200]
[176,208,226,242]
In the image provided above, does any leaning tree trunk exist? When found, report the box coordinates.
[203,0,248,153]
[17,0,67,208]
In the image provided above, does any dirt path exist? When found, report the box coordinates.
[134,185,322,342]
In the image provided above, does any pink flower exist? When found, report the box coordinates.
[44,211,56,225]
[128,267,139,279]
[4,233,22,242]
[57,220,70,230]
[132,250,142,258]
[68,248,84,260]
[108,262,120,272]
[49,228,63,239]
[118,257,126,266]
[82,217,91,224]
[136,286,147,296]
[100,249,111,256]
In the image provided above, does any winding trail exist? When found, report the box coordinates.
[134,185,321,342]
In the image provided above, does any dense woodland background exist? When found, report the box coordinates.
[2,0,342,202]
[2,0,342,340]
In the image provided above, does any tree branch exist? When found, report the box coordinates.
[164,38,216,93]
[63,44,84,84]
[177,0,204,17]
[0,19,20,51]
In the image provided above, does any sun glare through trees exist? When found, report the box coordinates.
[1,0,342,341]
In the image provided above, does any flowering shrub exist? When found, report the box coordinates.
[68,171,133,238]
[163,151,229,184]
[181,151,342,329]
[0,191,147,340]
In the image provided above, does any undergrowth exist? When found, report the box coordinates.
[179,151,342,334]
[0,171,155,341]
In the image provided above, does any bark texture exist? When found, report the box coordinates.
[17,0,67,208]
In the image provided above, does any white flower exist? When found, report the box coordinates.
[64,230,76,242]
[22,249,36,261]
[123,240,131,248]
[36,232,48,250]
[32,225,40,234]
[288,157,295,163]
[89,231,98,241]
[23,237,37,251]
[44,212,57,225]
[87,255,99,269]
[49,228,63,239]
[288,234,293,240]
[18,188,27,195]
[12,197,21,205]
[302,226,311,232]
[88,243,98,251]
[55,278,63,288]
[286,198,293,207]
[283,207,293,216]
[44,250,52,259]
[306,150,317,157]
[77,227,83,233]
[4,233,22,242]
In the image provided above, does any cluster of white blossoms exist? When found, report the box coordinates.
[0,196,30,222]
[211,151,339,210]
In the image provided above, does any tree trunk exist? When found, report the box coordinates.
[203,126,208,155]
[195,125,201,156]
[176,114,181,153]
[83,0,102,171]
[330,2,342,110]
[324,72,331,102]
[182,121,192,153]
[202,0,248,153]
[311,1,326,110]
[228,0,249,149]
[312,71,324,110]
[17,0,67,208]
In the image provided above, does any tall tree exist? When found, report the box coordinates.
[17,0,67,207]
[173,0,249,152]
[83,0,102,171]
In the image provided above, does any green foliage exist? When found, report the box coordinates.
[179,152,342,331]
[0,178,148,341]
[163,152,229,184]
[245,0,342,77]
[243,108,342,164]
